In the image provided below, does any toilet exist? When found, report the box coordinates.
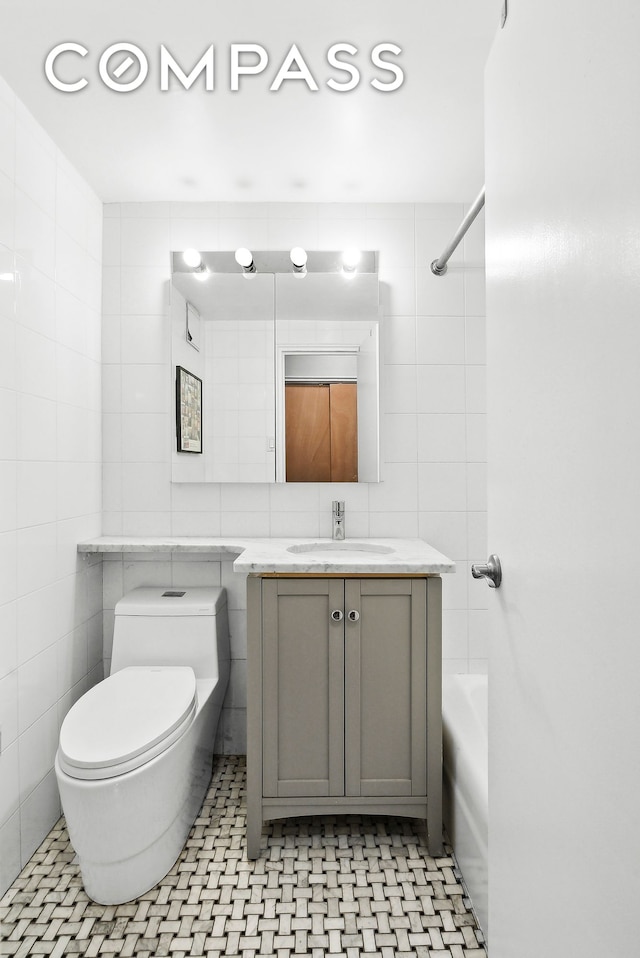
[55,587,230,905]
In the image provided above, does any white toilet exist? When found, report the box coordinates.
[55,587,230,905]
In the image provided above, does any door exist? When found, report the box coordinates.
[285,383,358,481]
[328,383,358,482]
[344,578,427,797]
[284,384,331,481]
[485,3,640,955]
[262,578,344,797]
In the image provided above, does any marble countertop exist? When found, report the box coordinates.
[77,536,455,575]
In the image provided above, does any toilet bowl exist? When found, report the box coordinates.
[55,587,230,905]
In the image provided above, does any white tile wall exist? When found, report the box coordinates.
[0,72,103,899]
[102,200,487,753]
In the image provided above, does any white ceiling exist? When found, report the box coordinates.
[0,0,501,203]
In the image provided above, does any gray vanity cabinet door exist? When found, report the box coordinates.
[262,578,345,798]
[344,578,427,797]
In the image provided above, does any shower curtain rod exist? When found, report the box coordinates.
[430,185,485,275]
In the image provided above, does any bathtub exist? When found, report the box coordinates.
[442,673,488,939]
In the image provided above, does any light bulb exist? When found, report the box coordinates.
[234,247,255,270]
[182,248,202,269]
[290,247,308,270]
[342,248,361,270]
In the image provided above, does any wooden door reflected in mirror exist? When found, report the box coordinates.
[285,383,358,482]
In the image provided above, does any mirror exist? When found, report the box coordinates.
[170,252,381,483]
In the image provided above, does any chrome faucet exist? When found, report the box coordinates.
[332,500,345,540]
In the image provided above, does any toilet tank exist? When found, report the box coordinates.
[110,587,229,680]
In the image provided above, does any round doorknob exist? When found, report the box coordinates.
[471,554,502,589]
[347,610,360,622]
[331,609,344,621]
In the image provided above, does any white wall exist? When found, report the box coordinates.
[485,1,640,954]
[102,200,488,752]
[0,73,103,897]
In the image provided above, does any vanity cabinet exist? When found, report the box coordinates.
[246,575,442,858]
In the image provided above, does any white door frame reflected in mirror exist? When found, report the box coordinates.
[275,344,362,483]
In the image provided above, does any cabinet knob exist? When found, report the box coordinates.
[347,610,360,622]
[330,609,344,621]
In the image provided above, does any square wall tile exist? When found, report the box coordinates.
[369,462,418,513]
[415,211,465,268]
[121,462,172,513]
[0,670,18,749]
[169,218,220,251]
[417,414,466,462]
[121,511,172,537]
[56,162,89,249]
[365,218,415,269]
[382,413,417,463]
[15,260,56,338]
[57,462,101,521]
[467,462,487,512]
[18,644,58,734]
[467,514,488,569]
[55,287,88,354]
[0,743,19,826]
[382,315,416,365]
[465,315,486,365]
[16,325,56,400]
[16,462,57,528]
[378,264,415,316]
[0,462,17,532]
[120,217,171,267]
[120,266,170,315]
[466,366,486,414]
[0,173,14,251]
[466,414,487,462]
[0,532,17,608]
[0,317,16,392]
[368,511,418,538]
[441,564,468,611]
[14,190,55,279]
[57,625,89,699]
[0,813,20,894]
[18,705,58,804]
[416,266,464,317]
[17,394,56,462]
[17,584,60,665]
[416,316,465,365]
[442,610,468,660]
[121,364,169,414]
[383,365,417,414]
[0,388,17,462]
[418,462,467,512]
[121,413,169,462]
[0,98,15,181]
[416,365,465,414]
[120,315,169,365]
[418,511,467,560]
[19,769,60,868]
[16,523,57,597]
[0,602,17,680]
[465,268,486,315]
[15,114,56,217]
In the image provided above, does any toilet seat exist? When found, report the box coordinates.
[57,667,197,781]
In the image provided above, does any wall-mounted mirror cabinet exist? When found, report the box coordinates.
[170,251,381,484]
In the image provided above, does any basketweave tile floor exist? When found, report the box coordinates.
[0,755,486,958]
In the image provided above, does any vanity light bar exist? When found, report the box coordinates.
[172,250,377,275]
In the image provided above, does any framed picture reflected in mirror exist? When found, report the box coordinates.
[176,365,202,454]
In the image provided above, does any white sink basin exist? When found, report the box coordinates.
[286,541,396,556]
